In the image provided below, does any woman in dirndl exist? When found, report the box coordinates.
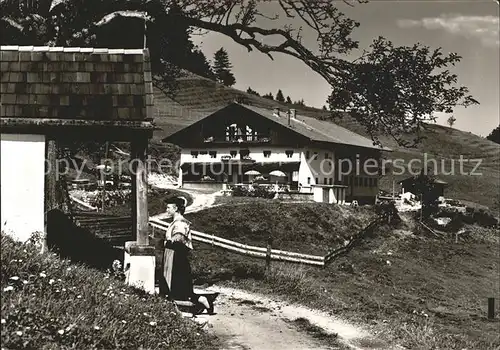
[160,196,215,313]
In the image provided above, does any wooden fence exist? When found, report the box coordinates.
[70,196,98,211]
[148,217,384,267]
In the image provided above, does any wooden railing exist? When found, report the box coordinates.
[74,212,133,246]
[148,217,384,267]
[70,196,98,211]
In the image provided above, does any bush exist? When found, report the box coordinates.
[232,185,275,199]
[0,233,219,350]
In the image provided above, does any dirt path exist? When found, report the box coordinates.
[192,286,398,350]
[184,190,219,214]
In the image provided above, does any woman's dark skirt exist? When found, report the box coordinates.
[160,241,195,301]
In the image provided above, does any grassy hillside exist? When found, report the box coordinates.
[0,233,219,349]
[185,202,500,349]
[152,72,500,209]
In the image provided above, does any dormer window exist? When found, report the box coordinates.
[209,151,217,158]
[263,150,271,158]
[285,150,294,158]
[191,151,198,158]
[240,149,250,157]
[230,150,237,158]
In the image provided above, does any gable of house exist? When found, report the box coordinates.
[162,103,310,147]
[163,102,391,152]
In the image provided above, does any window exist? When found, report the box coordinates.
[209,151,217,158]
[363,178,368,187]
[329,178,333,185]
[230,150,237,158]
[374,178,378,187]
[315,177,318,184]
[240,149,250,157]
[354,177,359,186]
[263,150,271,158]
[285,150,294,158]
[368,178,373,187]
[305,151,310,159]
[325,153,329,159]
[191,151,198,158]
[313,152,318,160]
[307,177,311,184]
[323,178,327,185]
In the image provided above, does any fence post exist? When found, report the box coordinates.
[266,236,273,273]
[488,297,495,319]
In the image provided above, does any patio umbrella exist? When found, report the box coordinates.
[269,170,287,187]
[269,170,287,177]
[244,170,261,175]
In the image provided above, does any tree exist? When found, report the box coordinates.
[1,0,478,147]
[286,96,292,104]
[275,89,285,102]
[407,170,440,220]
[212,47,236,87]
[247,87,260,96]
[294,99,306,106]
[447,116,456,129]
[263,93,274,100]
[486,125,500,144]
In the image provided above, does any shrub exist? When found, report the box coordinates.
[232,185,275,199]
[252,185,276,199]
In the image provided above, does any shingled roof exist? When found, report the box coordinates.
[0,46,153,121]
[163,102,391,152]
[242,104,391,151]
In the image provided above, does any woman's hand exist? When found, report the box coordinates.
[171,234,183,242]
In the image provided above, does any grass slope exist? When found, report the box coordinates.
[0,234,219,350]
[152,72,500,209]
[186,203,500,349]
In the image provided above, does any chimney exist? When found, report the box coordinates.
[286,110,291,126]
[289,109,296,119]
[273,107,280,117]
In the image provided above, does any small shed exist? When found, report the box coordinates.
[398,176,448,198]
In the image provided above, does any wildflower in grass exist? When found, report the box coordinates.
[121,320,127,324]
[66,267,71,271]
[77,295,82,299]
[49,279,55,285]
[3,286,14,292]
[58,329,64,335]
[149,321,157,326]
[9,276,19,281]
[62,288,66,292]
[55,289,60,293]
[39,272,47,278]
[94,326,100,330]
[1,319,6,324]
[22,280,28,284]
[15,331,22,336]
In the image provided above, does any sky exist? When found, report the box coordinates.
[191,0,499,137]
